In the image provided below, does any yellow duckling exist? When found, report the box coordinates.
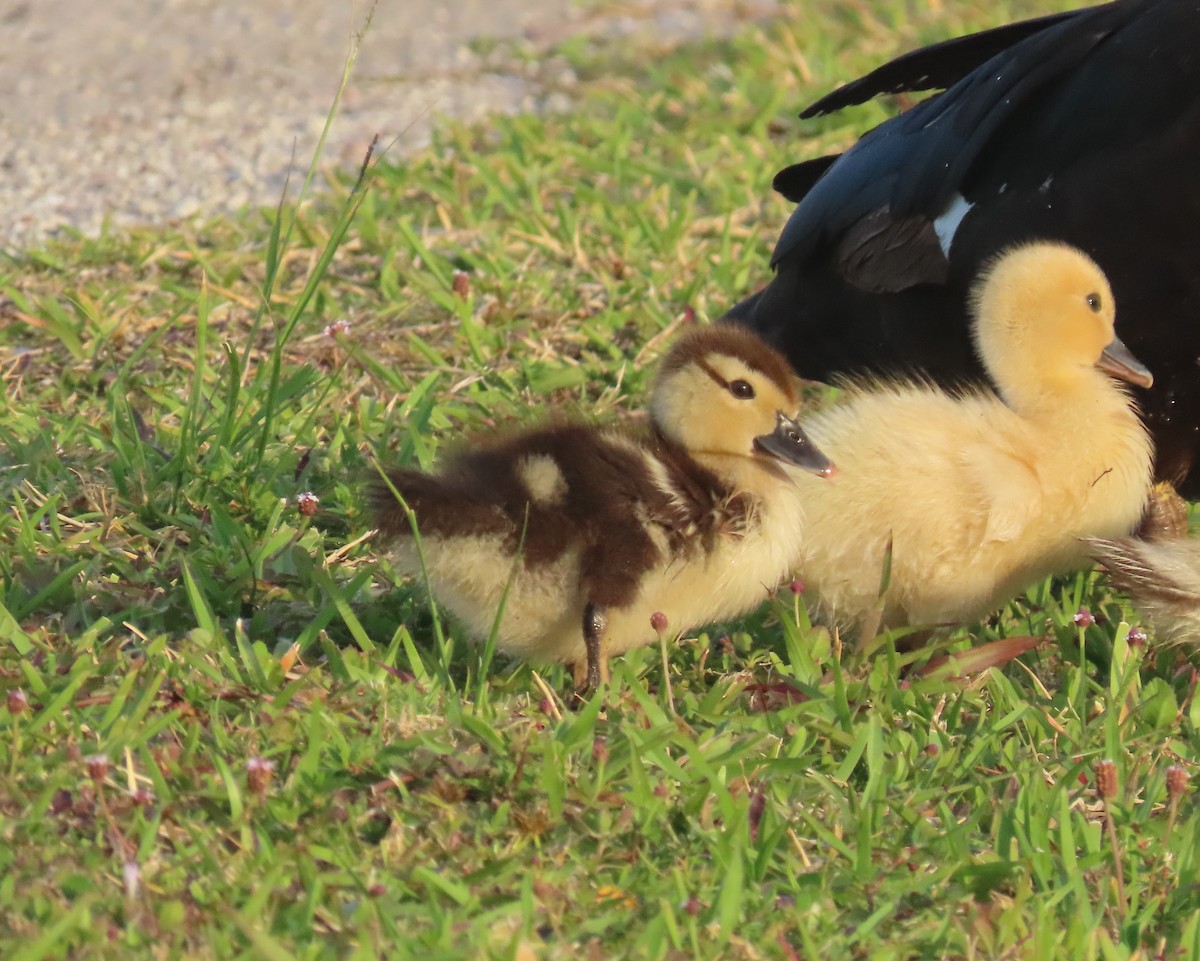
[1087,535,1200,643]
[372,326,835,691]
[785,241,1154,632]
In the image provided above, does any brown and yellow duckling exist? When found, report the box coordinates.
[372,325,835,692]
[785,242,1154,633]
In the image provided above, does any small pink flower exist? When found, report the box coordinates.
[322,319,352,338]
[296,491,319,517]
[7,688,29,715]
[85,754,110,783]
[1127,626,1147,646]
[247,756,276,797]
[650,611,669,633]
[789,578,805,595]
[1094,758,1118,799]
[123,861,140,899]
[1073,607,1094,628]
[1167,764,1190,799]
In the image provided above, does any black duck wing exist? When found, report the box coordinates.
[730,0,1200,493]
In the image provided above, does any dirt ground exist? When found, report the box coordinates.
[0,0,777,249]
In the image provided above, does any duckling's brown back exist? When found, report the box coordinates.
[372,422,745,603]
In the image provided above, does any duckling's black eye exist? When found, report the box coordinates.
[1086,292,1102,312]
[728,379,755,400]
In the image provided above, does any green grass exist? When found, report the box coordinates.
[2,1,1199,957]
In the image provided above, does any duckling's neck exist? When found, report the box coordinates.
[998,367,1148,501]
[651,427,789,500]
[1000,367,1132,423]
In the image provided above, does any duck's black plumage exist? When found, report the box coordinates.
[727,0,1200,495]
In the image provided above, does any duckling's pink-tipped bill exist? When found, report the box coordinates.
[1098,335,1153,389]
[754,412,837,478]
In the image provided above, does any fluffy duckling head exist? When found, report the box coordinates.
[650,325,835,477]
[969,242,1153,409]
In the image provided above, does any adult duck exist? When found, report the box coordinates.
[726,0,1200,496]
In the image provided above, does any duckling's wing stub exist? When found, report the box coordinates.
[964,442,1041,545]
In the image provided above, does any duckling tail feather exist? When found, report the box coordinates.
[1086,536,1200,644]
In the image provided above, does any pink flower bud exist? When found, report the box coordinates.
[1094,758,1117,799]
[247,756,276,797]
[85,754,109,783]
[1167,764,1190,799]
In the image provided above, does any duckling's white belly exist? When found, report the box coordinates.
[602,492,806,657]
[390,537,585,659]
[390,489,806,665]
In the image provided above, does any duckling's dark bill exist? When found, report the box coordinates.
[754,412,836,477]
[1097,336,1153,389]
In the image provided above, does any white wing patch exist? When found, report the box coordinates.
[518,454,568,506]
[933,191,974,258]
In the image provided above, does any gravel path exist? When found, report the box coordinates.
[0,0,776,251]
